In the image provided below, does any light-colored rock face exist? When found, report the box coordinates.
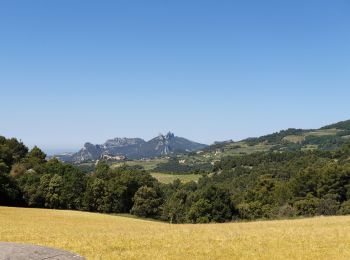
[104,138,145,148]
[57,132,207,163]
[154,133,174,155]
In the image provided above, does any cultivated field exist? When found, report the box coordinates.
[1,207,350,259]
[150,172,200,184]
[283,128,341,143]
[111,158,168,171]
[111,159,201,184]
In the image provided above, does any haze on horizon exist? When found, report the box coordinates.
[1,1,350,154]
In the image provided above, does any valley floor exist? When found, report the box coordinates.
[0,206,349,259]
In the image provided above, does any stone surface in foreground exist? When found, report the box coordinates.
[0,242,85,260]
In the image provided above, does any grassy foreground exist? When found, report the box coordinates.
[1,207,350,259]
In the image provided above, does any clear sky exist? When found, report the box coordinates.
[1,0,350,154]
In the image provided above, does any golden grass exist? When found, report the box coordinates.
[150,172,200,184]
[306,128,341,136]
[1,207,350,259]
[282,135,305,143]
[111,158,168,171]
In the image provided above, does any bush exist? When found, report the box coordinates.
[317,198,340,216]
[278,204,297,218]
[237,201,263,220]
[192,185,235,223]
[294,196,321,216]
[337,200,350,215]
[187,199,212,223]
[294,196,340,216]
[161,189,190,224]
[10,163,26,178]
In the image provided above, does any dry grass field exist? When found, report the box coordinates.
[1,206,350,260]
[111,158,168,171]
[150,172,200,184]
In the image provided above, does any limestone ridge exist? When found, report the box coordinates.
[56,132,207,163]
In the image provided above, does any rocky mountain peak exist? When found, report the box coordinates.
[157,132,175,141]
[104,137,145,147]
[83,142,96,149]
[166,132,175,139]
[56,132,207,163]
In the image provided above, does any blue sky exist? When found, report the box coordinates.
[1,0,350,153]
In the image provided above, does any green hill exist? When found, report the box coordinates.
[174,119,350,171]
[113,120,350,178]
[3,119,350,225]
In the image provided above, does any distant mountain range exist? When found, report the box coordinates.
[55,132,207,163]
[55,120,350,164]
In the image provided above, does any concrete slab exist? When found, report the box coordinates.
[0,242,85,260]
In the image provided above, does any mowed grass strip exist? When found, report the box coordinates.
[1,206,350,259]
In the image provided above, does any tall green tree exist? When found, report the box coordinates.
[131,186,163,218]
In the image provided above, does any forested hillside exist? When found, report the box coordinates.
[2,128,350,223]
[169,120,350,173]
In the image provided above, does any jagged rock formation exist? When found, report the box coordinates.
[56,132,207,163]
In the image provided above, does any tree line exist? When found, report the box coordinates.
[2,135,350,223]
